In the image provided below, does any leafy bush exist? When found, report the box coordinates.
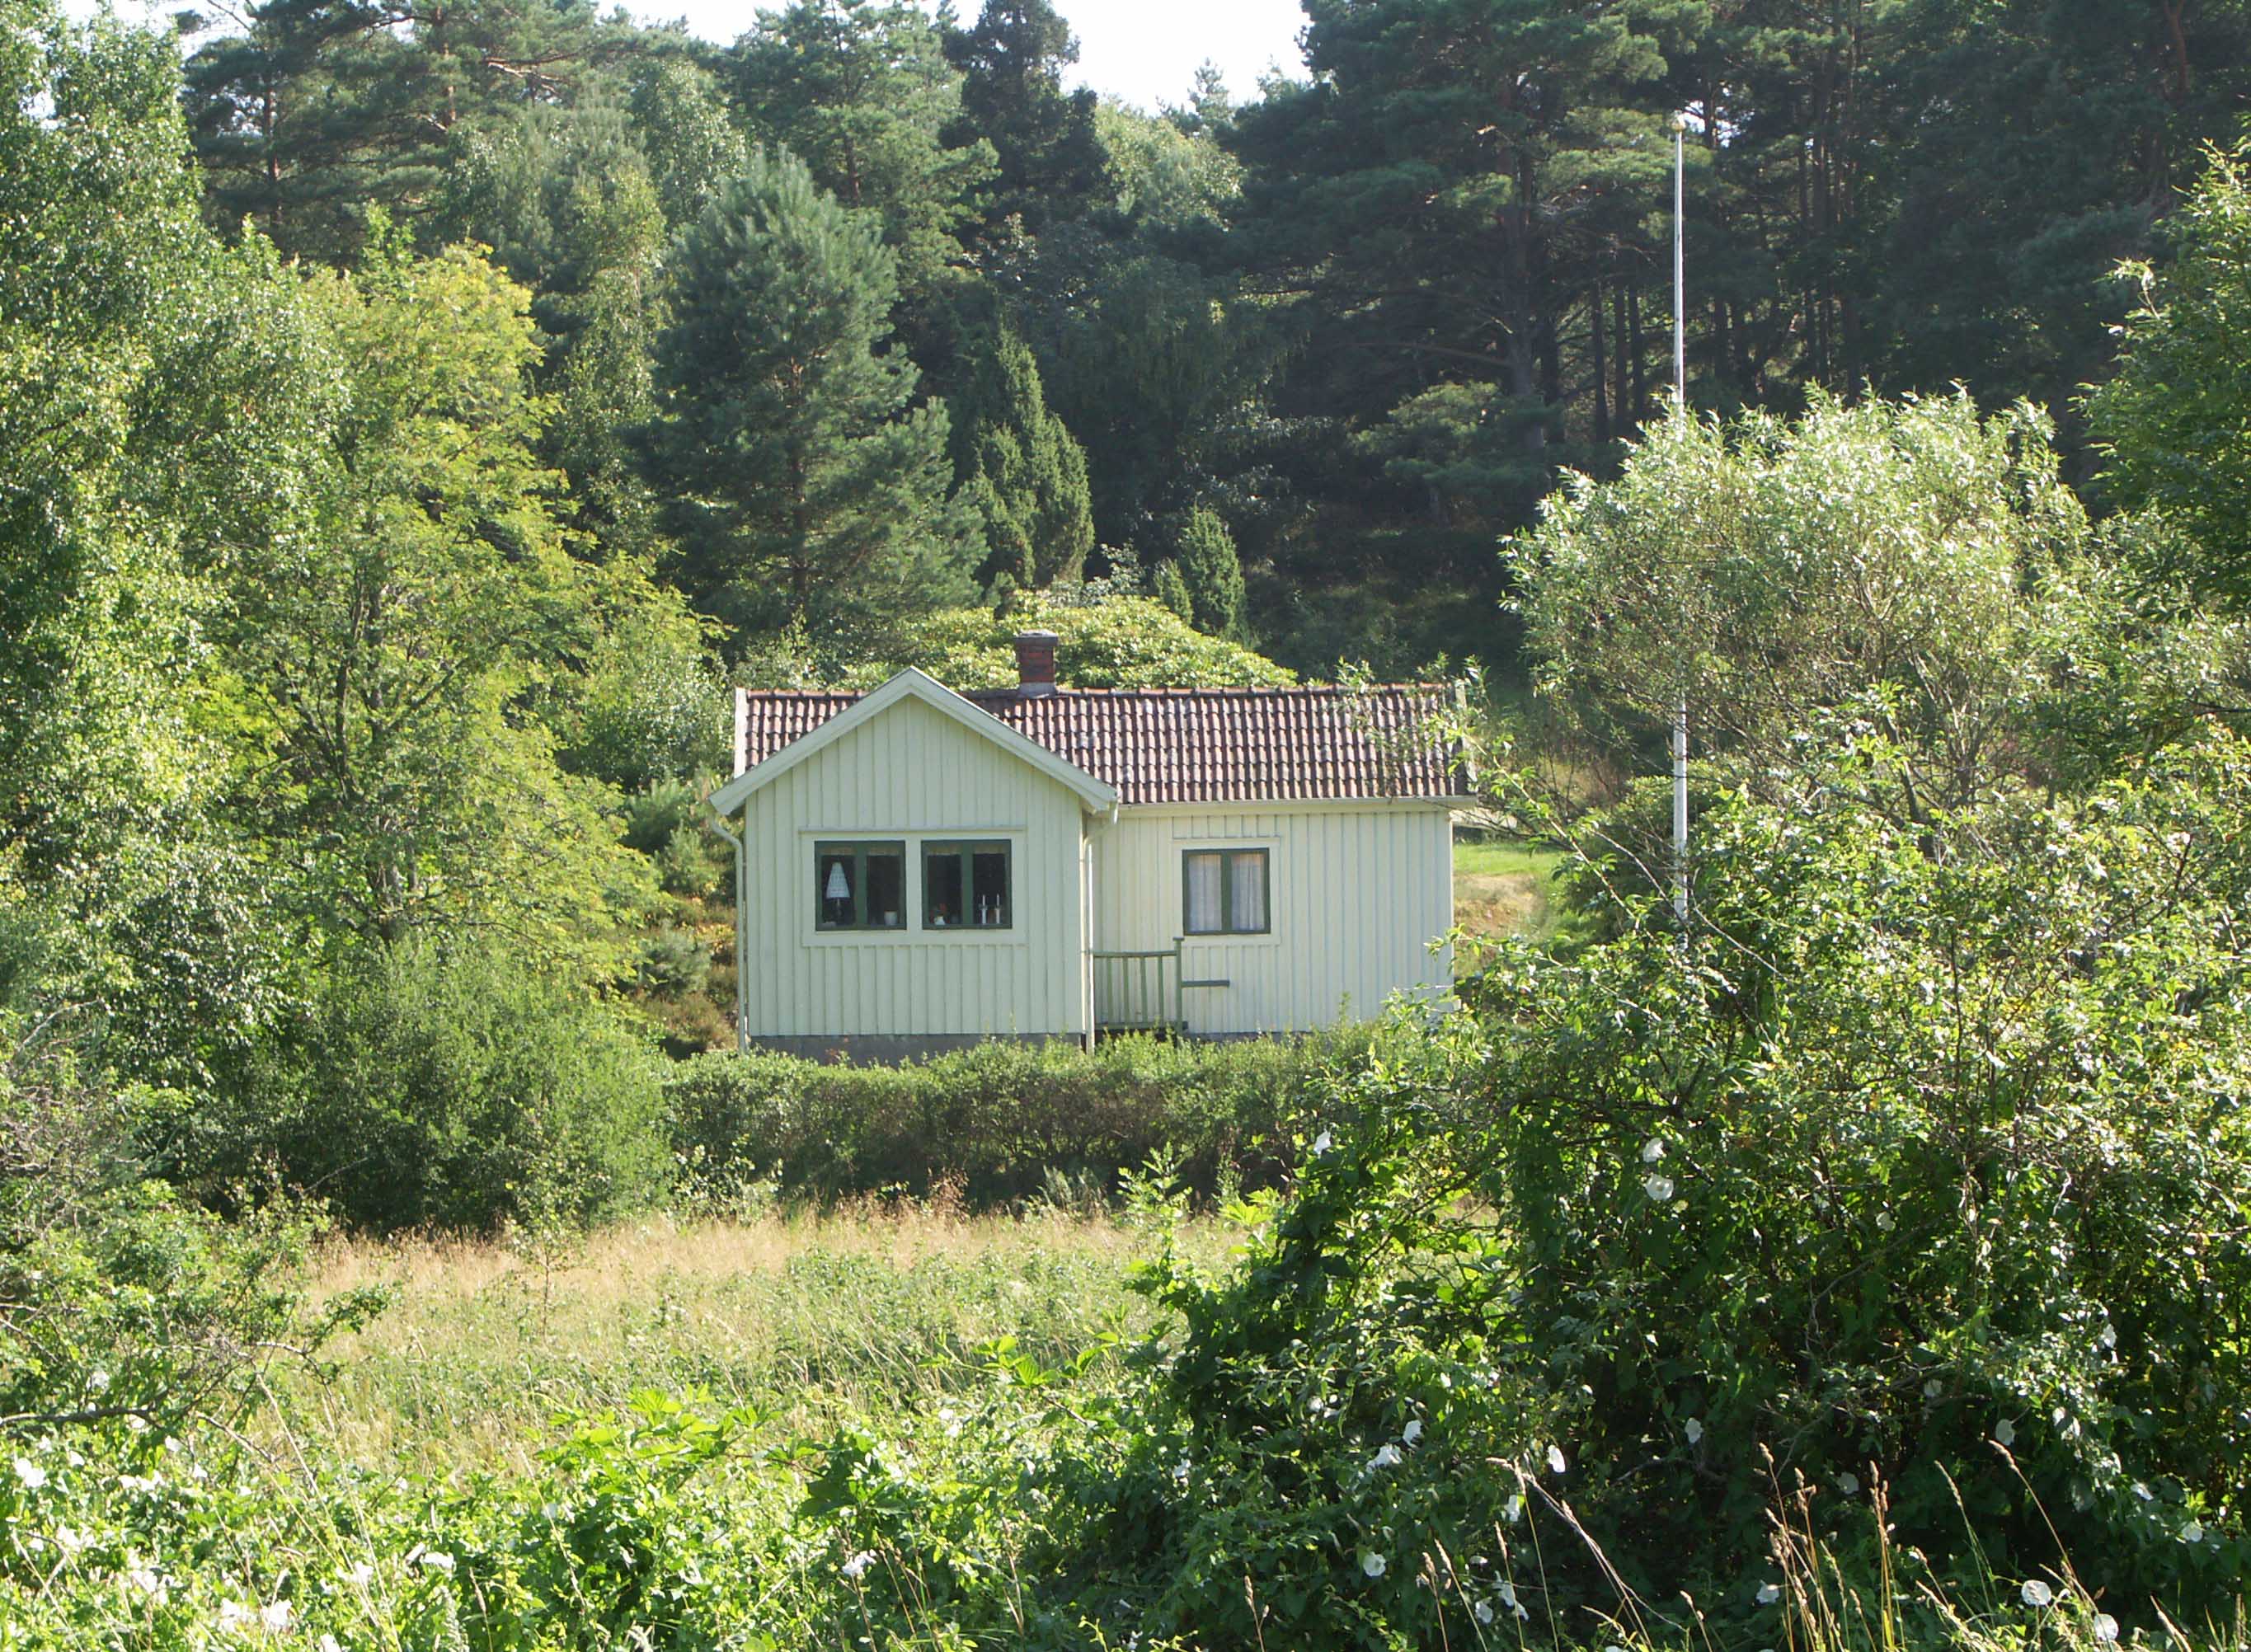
[843,592,1295,690]
[1,1020,376,1435]
[1455,731,2251,1616]
[231,941,668,1233]
[664,1031,1365,1205]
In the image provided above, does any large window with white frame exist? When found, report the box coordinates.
[1183,847,1269,936]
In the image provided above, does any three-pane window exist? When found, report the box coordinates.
[1184,848,1269,935]
[923,840,1012,929]
[815,841,906,930]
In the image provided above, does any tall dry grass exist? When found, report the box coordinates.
[284,1206,1191,1471]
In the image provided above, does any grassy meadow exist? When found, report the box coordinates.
[286,1209,1194,1474]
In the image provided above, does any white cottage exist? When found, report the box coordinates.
[706,631,1469,1059]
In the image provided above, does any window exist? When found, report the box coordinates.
[1184,848,1270,935]
[923,840,1013,929]
[815,841,905,931]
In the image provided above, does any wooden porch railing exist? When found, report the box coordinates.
[1090,939,1229,1034]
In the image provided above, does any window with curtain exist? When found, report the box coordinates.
[923,840,1013,929]
[815,841,905,930]
[1183,848,1270,935]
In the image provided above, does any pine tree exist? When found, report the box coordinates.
[942,0,1106,234]
[732,0,995,303]
[952,318,1094,588]
[1173,505,1245,639]
[651,146,982,648]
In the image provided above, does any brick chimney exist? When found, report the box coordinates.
[1013,630,1060,697]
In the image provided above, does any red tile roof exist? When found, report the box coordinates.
[735,683,1469,806]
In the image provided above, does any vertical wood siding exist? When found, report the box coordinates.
[738,697,1089,1037]
[1089,805,1455,1034]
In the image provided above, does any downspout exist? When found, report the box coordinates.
[706,806,748,1054]
[1081,800,1120,1049]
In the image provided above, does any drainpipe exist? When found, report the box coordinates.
[705,806,748,1054]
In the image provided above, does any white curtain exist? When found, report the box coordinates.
[1185,852,1223,932]
[1229,852,1266,932]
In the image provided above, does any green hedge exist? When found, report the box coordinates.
[663,1032,1368,1205]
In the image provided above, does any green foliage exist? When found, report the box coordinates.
[558,598,728,791]
[1,1016,378,1434]
[1151,557,1195,622]
[2089,140,2251,604]
[664,1030,1363,1205]
[1464,732,2251,1612]
[1171,504,1248,638]
[231,941,668,1234]
[1095,97,1242,229]
[951,315,1097,588]
[219,237,657,976]
[843,592,1295,688]
[942,0,1106,235]
[653,144,983,649]
[1506,394,2226,815]
[731,0,995,302]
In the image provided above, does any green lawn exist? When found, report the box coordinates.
[1454,835,1573,946]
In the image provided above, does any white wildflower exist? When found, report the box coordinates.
[1311,1130,1333,1157]
[1684,1417,1704,1446]
[1836,1472,1860,1496]
[1874,1211,1896,1232]
[1994,1418,2017,1448]
[2132,1482,2152,1501]
[1924,1380,1943,1400]
[1758,1583,1782,1605]
[2098,1325,2117,1350]
[12,1457,47,1490]
[1402,1420,1422,1445]
[2094,1615,2120,1644]
[218,1599,256,1631]
[87,1369,110,1394]
[347,1560,375,1588]
[320,1637,342,1652]
[1502,1494,1525,1524]
[2180,1520,2204,1544]
[124,1563,167,1604]
[126,1415,151,1435]
[1498,1581,1530,1622]
[841,1551,876,1581]
[1642,1138,1667,1162]
[1643,1174,1675,1203]
[408,1546,455,1575]
[1370,1443,1403,1471]
[53,1524,88,1558]
[1545,1443,1567,1475]
[1475,1600,1495,1625]
[2021,1580,2054,1609]
[1360,1551,1387,1579]
[261,1601,294,1633]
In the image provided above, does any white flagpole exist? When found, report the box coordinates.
[1671,115,1689,929]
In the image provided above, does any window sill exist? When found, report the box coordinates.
[802,929,1029,949]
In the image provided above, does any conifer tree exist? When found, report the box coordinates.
[1150,559,1195,623]
[1173,504,1245,640]
[733,0,994,303]
[952,319,1094,588]
[652,146,981,647]
[942,0,1105,234]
